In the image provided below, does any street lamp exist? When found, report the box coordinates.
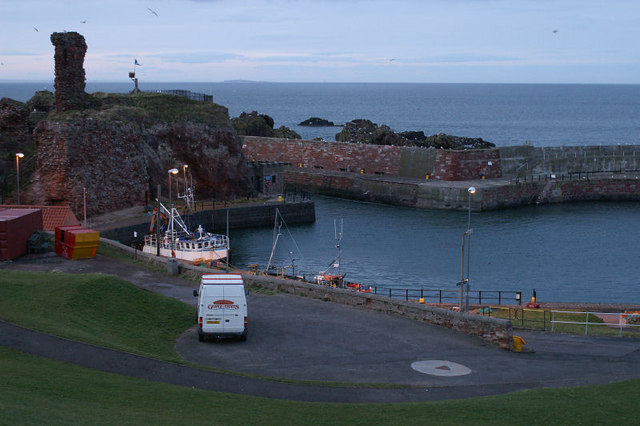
[183,164,188,196]
[466,187,476,310]
[15,153,24,205]
[459,186,476,312]
[168,168,179,256]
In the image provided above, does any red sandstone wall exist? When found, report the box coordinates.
[432,149,502,181]
[243,136,504,181]
[243,136,403,175]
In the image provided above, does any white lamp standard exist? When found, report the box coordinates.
[15,153,24,204]
[465,187,476,311]
[459,186,476,312]
[168,168,179,256]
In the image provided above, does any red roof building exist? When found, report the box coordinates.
[0,205,80,231]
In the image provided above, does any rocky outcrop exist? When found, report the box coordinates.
[51,32,87,112]
[232,111,300,139]
[336,119,495,149]
[298,117,335,127]
[26,93,251,216]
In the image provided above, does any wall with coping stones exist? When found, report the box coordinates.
[432,149,502,181]
[243,136,403,175]
[99,236,514,349]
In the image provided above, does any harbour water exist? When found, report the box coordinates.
[230,196,640,304]
[2,81,639,303]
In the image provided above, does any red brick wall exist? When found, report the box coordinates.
[432,149,502,181]
[243,137,402,175]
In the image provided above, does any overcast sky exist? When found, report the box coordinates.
[1,0,639,84]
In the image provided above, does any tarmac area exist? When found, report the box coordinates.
[2,252,640,403]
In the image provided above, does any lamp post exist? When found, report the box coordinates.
[459,186,476,312]
[466,187,476,310]
[15,153,24,204]
[183,164,188,196]
[168,168,179,256]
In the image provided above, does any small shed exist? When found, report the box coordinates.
[247,161,285,197]
[0,208,43,260]
[55,225,100,260]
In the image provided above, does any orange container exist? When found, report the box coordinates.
[55,225,100,260]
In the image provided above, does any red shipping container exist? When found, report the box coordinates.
[0,209,44,260]
[55,225,100,260]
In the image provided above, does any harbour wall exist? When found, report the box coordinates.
[99,201,315,245]
[99,237,514,350]
[243,137,640,210]
[243,136,640,180]
[284,169,640,211]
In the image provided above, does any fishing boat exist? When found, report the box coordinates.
[313,219,346,287]
[142,201,229,263]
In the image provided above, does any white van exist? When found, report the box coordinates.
[193,274,248,341]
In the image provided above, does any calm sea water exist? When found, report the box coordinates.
[230,196,640,304]
[2,81,639,146]
[2,81,639,303]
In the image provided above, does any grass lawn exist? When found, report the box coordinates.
[0,270,194,362]
[1,346,638,425]
[2,269,639,424]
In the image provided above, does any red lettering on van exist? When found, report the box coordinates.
[208,299,240,310]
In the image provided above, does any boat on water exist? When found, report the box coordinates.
[142,201,229,263]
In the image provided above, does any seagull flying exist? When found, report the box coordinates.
[81,20,87,24]
[389,58,396,62]
[552,29,558,34]
[33,27,39,32]
[147,7,158,16]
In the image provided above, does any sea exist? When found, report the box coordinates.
[2,81,640,304]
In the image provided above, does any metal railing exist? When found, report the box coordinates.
[341,284,521,306]
[511,169,640,184]
[551,310,640,336]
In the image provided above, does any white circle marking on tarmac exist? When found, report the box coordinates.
[411,360,472,376]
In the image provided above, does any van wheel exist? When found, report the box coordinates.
[239,330,247,341]
[198,330,204,342]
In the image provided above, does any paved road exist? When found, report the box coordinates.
[2,252,640,402]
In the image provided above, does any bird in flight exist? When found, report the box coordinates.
[552,29,558,34]
[33,27,39,32]
[147,7,158,16]
[389,58,396,62]
[81,20,87,24]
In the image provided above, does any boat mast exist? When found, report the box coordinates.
[265,209,283,273]
[334,218,343,276]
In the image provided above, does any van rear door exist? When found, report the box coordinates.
[221,285,245,334]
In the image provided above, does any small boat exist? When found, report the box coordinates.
[313,219,346,287]
[143,201,229,263]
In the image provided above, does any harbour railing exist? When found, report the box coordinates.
[343,283,522,306]
[478,306,640,337]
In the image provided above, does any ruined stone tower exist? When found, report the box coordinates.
[50,32,87,112]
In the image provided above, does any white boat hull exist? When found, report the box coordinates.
[142,244,228,262]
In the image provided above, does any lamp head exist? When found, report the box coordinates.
[468,186,476,195]
[168,168,179,175]
[16,152,24,158]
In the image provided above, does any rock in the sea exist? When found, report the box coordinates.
[298,117,335,127]
[336,118,495,149]
[232,111,300,139]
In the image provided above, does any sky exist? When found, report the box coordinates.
[1,0,639,84]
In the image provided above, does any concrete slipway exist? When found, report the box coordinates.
[1,252,640,403]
